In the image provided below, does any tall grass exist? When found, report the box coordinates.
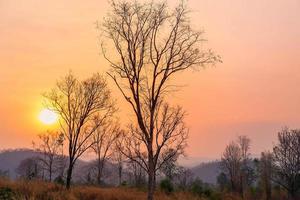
[0,179,204,200]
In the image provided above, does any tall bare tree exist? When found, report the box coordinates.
[100,1,219,198]
[272,128,300,200]
[91,119,121,185]
[44,72,115,189]
[33,131,64,181]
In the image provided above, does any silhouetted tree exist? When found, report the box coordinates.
[221,135,252,195]
[44,72,115,189]
[33,131,64,181]
[100,1,220,199]
[272,128,300,200]
[91,119,121,185]
[221,141,242,193]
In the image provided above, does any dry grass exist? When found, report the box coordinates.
[0,179,289,200]
[0,179,204,200]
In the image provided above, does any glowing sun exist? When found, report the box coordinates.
[38,109,58,125]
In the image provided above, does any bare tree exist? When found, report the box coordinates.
[221,135,253,196]
[272,128,300,200]
[33,131,64,181]
[238,135,253,197]
[91,119,121,185]
[258,151,274,200]
[175,166,193,191]
[16,157,43,180]
[221,141,242,193]
[100,1,220,199]
[44,72,115,189]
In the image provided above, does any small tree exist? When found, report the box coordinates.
[44,72,115,189]
[33,131,64,181]
[91,119,120,185]
[272,128,300,199]
[221,135,252,195]
[175,167,193,191]
[221,141,242,193]
[16,157,42,180]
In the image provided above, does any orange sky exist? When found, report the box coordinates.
[1,0,300,162]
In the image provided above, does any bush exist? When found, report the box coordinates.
[54,175,65,185]
[120,181,127,186]
[0,187,15,200]
[159,179,174,194]
[190,178,203,196]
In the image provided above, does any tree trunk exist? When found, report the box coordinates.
[66,160,74,189]
[147,171,155,200]
[118,164,122,185]
[49,163,52,182]
[147,152,155,200]
[97,164,103,185]
[288,189,296,200]
[265,181,271,200]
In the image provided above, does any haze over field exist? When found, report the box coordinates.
[1,0,300,161]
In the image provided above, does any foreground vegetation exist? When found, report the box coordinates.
[0,179,207,200]
[0,178,291,200]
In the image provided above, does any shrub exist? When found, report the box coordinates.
[190,178,203,196]
[54,175,65,185]
[0,187,15,200]
[121,181,127,187]
[159,179,174,194]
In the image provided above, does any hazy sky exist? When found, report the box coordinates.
[1,0,300,161]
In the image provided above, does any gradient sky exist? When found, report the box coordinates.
[1,0,300,162]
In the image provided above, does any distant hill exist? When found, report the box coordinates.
[0,149,88,180]
[0,149,41,178]
[0,149,119,184]
[190,161,221,184]
[0,149,222,185]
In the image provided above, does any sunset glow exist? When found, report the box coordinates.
[38,109,58,125]
[0,0,300,159]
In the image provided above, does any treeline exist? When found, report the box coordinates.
[5,127,300,200]
[218,128,300,200]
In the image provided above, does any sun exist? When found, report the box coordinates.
[38,109,58,125]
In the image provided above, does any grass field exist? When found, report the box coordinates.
[0,178,288,200]
[0,179,209,200]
